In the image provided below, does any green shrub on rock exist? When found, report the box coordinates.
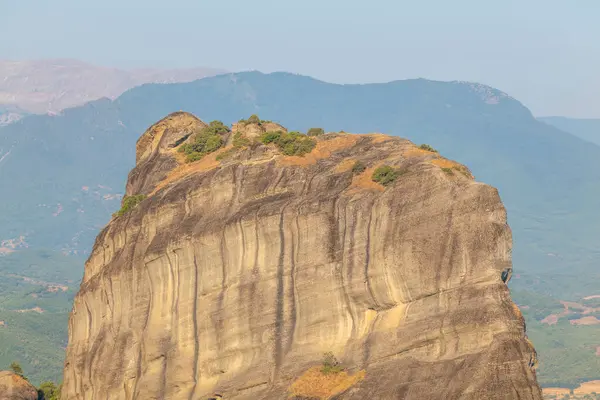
[179,120,228,162]
[419,144,438,152]
[321,352,343,375]
[307,127,325,137]
[233,132,251,148]
[114,194,146,217]
[277,131,316,156]
[10,361,24,377]
[372,165,401,186]
[259,130,283,144]
[258,130,316,156]
[206,120,229,133]
[352,161,366,174]
[38,381,61,400]
[247,114,261,124]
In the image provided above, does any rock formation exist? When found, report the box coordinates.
[0,371,38,400]
[62,112,542,399]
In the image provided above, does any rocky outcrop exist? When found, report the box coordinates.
[62,112,542,399]
[0,371,38,400]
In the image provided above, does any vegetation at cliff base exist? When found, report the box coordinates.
[179,120,228,162]
[38,380,62,400]
[258,130,316,156]
[114,194,146,217]
[4,360,62,399]
[372,165,403,186]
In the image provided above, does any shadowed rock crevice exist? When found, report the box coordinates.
[62,112,542,400]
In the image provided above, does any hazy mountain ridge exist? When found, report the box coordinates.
[539,116,600,146]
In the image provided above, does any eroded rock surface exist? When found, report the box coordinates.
[62,112,542,399]
[0,371,38,400]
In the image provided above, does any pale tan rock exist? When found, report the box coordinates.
[62,112,542,400]
[0,371,38,400]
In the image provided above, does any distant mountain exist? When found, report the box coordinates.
[1,72,600,387]
[539,116,600,146]
[0,59,226,115]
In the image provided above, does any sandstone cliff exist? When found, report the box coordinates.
[0,371,38,400]
[62,112,542,399]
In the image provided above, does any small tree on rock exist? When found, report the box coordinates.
[10,361,23,377]
[307,127,325,137]
[247,114,261,124]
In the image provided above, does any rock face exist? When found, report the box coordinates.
[62,112,542,399]
[0,371,38,400]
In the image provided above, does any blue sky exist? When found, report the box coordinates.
[2,0,598,117]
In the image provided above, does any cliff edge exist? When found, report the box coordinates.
[0,371,38,400]
[62,112,542,399]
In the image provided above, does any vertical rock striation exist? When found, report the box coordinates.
[62,113,542,399]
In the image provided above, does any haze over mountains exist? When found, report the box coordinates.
[1,70,600,389]
[540,117,600,147]
[0,59,225,124]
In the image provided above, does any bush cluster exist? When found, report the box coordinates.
[238,114,271,126]
[247,114,261,124]
[372,165,405,186]
[10,361,24,378]
[419,143,438,152]
[114,194,146,217]
[179,120,228,162]
[258,130,316,156]
[321,352,344,375]
[441,165,471,178]
[232,132,250,148]
[307,127,325,137]
[38,381,61,400]
[351,161,366,174]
